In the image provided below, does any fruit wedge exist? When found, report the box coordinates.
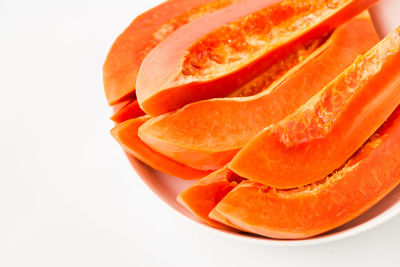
[112,98,134,114]
[178,167,244,229]
[139,13,379,171]
[230,26,400,189]
[227,33,328,98]
[111,99,146,124]
[211,106,400,239]
[103,0,238,105]
[136,0,378,115]
[111,117,211,180]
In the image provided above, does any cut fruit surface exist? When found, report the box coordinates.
[139,13,379,171]
[177,167,243,229]
[212,106,400,239]
[103,0,238,105]
[228,34,329,98]
[111,117,210,180]
[229,26,400,189]
[111,100,146,124]
[136,0,378,115]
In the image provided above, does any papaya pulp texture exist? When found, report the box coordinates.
[211,106,400,239]
[230,27,400,189]
[136,0,378,116]
[177,167,243,229]
[103,0,238,105]
[138,13,379,171]
[111,117,211,180]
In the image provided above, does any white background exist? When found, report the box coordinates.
[1,0,400,266]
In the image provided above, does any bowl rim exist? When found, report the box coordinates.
[130,157,400,247]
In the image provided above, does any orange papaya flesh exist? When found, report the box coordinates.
[229,26,400,189]
[111,99,146,124]
[136,0,378,116]
[103,0,239,105]
[139,13,379,171]
[112,97,134,114]
[111,117,211,180]
[207,208,247,232]
[211,106,400,239]
[229,34,329,97]
[177,167,244,230]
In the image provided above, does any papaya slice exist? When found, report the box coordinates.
[177,167,244,230]
[207,208,246,231]
[227,33,329,98]
[112,98,134,114]
[230,26,400,189]
[138,13,379,171]
[103,0,239,105]
[211,106,400,239]
[111,99,146,124]
[111,117,211,180]
[136,0,378,116]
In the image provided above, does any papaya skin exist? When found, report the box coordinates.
[136,0,378,116]
[111,99,146,124]
[230,27,400,189]
[103,0,238,105]
[177,167,243,230]
[139,13,379,171]
[211,106,400,239]
[111,117,211,180]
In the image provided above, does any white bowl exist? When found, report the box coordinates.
[126,0,400,246]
